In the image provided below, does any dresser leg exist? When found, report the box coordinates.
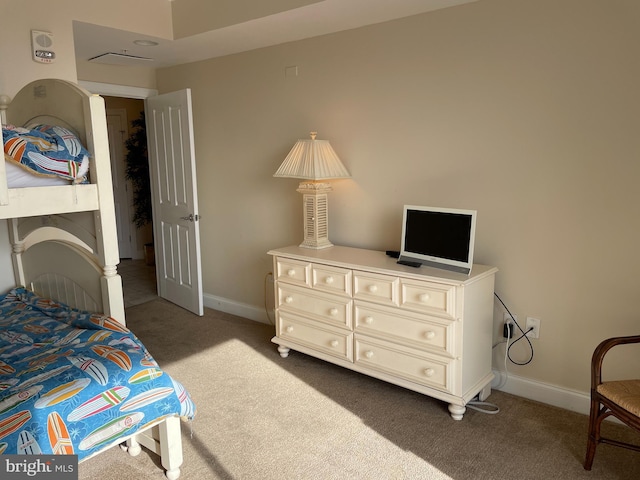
[277,345,290,358]
[478,383,492,401]
[448,403,466,421]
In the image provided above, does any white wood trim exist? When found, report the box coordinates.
[203,292,273,325]
[79,81,158,99]
[492,370,590,415]
[205,290,597,417]
[106,108,137,259]
[205,284,595,417]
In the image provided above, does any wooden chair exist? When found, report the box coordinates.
[584,335,640,470]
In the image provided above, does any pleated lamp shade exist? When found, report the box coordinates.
[274,132,350,180]
[274,132,349,249]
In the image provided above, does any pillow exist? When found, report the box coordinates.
[3,124,90,182]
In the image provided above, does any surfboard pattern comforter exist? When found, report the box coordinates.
[0,288,195,458]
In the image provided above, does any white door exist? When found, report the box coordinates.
[145,89,203,316]
[106,109,135,259]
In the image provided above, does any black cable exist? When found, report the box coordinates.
[494,292,534,366]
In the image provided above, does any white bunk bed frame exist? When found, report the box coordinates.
[0,78,124,324]
[1,79,184,480]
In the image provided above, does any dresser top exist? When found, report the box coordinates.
[268,245,497,286]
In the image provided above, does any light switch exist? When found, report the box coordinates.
[285,66,298,78]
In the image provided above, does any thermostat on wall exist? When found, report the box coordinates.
[31,30,55,63]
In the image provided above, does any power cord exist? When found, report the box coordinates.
[490,292,535,401]
[467,399,500,415]
[264,272,274,325]
[494,292,535,366]
[492,312,512,390]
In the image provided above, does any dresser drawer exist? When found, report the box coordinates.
[354,302,455,356]
[312,264,352,296]
[355,335,452,393]
[275,257,311,287]
[400,279,456,317]
[277,283,352,328]
[278,312,353,361]
[353,271,399,306]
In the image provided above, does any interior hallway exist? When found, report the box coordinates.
[119,258,157,308]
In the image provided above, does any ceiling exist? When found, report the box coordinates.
[74,0,477,68]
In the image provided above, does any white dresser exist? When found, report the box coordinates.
[268,245,498,420]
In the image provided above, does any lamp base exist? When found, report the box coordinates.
[297,181,334,250]
[299,239,333,250]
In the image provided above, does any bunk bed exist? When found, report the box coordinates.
[0,79,193,480]
[1,78,123,323]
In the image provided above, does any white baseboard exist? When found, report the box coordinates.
[492,370,590,417]
[201,293,593,416]
[203,293,273,325]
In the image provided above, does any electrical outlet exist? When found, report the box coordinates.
[503,322,514,338]
[503,313,516,338]
[525,317,541,339]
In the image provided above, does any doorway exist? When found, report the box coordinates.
[102,95,157,303]
[80,81,203,316]
[103,96,152,260]
[106,108,134,259]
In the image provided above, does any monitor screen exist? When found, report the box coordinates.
[399,205,477,274]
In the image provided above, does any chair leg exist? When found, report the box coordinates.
[584,398,604,470]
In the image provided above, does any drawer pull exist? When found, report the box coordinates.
[284,295,293,304]
[423,368,435,377]
[364,350,374,359]
[325,276,334,284]
[367,284,378,293]
[330,340,339,348]
[285,326,294,333]
[363,316,374,325]
[419,293,431,302]
[287,269,296,277]
[423,330,436,340]
[329,307,339,316]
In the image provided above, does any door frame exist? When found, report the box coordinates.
[80,83,158,242]
[106,108,137,259]
[80,82,158,261]
[79,81,158,100]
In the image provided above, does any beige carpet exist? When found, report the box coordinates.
[79,298,640,479]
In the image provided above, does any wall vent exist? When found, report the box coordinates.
[88,52,153,66]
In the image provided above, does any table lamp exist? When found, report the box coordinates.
[274,132,350,249]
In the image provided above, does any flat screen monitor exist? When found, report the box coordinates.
[398,205,477,274]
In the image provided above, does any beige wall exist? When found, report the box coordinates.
[156,0,640,393]
[76,63,158,90]
[171,0,322,38]
[0,0,172,96]
[0,0,170,291]
[1,0,638,397]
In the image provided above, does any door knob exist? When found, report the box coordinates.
[180,213,200,222]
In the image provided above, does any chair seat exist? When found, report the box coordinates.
[585,335,640,470]
[597,379,640,417]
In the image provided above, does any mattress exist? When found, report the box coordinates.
[5,160,69,187]
[3,124,90,187]
[0,288,195,459]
